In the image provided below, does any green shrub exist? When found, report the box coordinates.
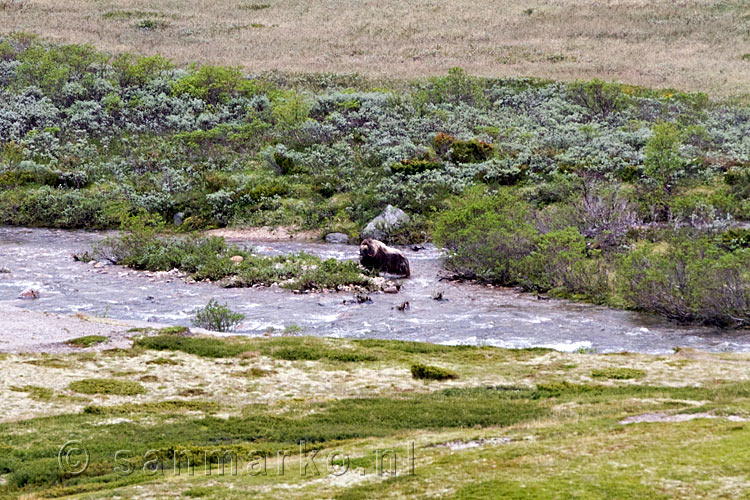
[111,53,173,87]
[191,299,245,332]
[643,122,684,198]
[68,378,146,395]
[618,237,750,326]
[518,227,609,300]
[449,139,494,164]
[718,228,750,251]
[568,79,628,117]
[390,158,442,175]
[172,65,255,105]
[434,186,537,283]
[411,363,458,381]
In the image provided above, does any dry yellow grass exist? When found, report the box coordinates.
[1,0,749,99]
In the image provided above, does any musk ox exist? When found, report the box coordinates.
[359,238,410,278]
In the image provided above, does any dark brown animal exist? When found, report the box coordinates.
[359,239,410,278]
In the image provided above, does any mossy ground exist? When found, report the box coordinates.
[2,337,750,498]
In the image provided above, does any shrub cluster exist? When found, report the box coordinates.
[0,37,747,241]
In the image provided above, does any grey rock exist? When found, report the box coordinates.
[173,212,185,226]
[324,232,349,244]
[361,205,410,240]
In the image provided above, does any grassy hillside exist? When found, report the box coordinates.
[0,0,748,102]
[3,333,750,499]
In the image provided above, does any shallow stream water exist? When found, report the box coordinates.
[2,227,750,354]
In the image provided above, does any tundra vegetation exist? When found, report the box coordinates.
[0,35,749,324]
[3,333,750,499]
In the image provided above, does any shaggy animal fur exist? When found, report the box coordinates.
[359,239,410,277]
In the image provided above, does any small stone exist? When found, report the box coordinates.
[18,288,40,299]
[324,232,349,244]
[383,286,399,294]
[94,261,110,268]
[173,212,185,226]
[230,255,244,263]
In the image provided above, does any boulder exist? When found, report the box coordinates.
[173,212,185,226]
[230,255,244,263]
[18,288,40,299]
[324,232,349,244]
[361,205,410,241]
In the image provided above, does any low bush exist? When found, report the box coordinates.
[411,363,458,381]
[434,187,537,283]
[617,237,750,326]
[191,299,245,332]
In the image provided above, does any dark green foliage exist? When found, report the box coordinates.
[449,139,494,164]
[411,363,458,381]
[718,228,750,251]
[390,159,442,175]
[617,237,750,326]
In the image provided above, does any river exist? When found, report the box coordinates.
[2,227,750,354]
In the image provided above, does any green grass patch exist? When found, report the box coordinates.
[134,335,380,362]
[68,378,146,396]
[159,326,190,335]
[591,367,646,380]
[83,400,220,415]
[134,335,251,358]
[9,385,53,401]
[64,335,107,348]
